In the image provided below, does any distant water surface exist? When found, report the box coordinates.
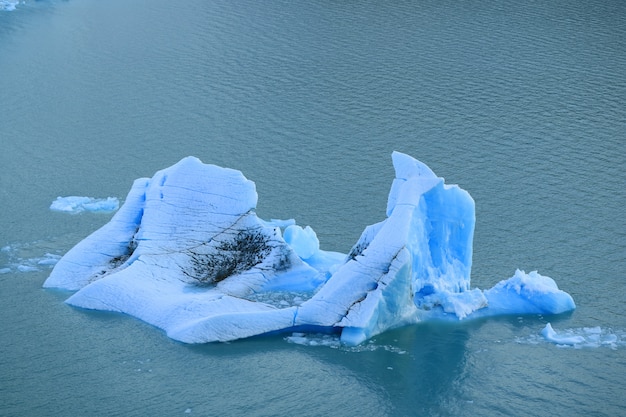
[1,1,625,416]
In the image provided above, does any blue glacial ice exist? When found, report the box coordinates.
[43,152,575,345]
[1,243,61,274]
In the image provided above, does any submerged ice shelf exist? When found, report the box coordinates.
[44,152,575,345]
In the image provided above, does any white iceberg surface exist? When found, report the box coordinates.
[44,152,575,345]
[50,196,119,214]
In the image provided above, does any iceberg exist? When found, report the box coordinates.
[44,152,575,345]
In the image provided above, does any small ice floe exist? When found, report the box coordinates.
[285,332,342,348]
[37,253,62,266]
[540,323,624,349]
[17,264,39,272]
[1,246,61,274]
[50,196,119,214]
[0,1,19,11]
[285,332,407,354]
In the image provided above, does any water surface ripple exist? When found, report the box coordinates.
[0,0,624,416]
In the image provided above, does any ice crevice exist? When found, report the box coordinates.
[44,152,576,345]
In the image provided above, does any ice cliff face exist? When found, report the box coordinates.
[44,152,575,345]
[292,152,483,345]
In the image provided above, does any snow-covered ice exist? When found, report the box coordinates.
[44,152,576,345]
[50,196,119,214]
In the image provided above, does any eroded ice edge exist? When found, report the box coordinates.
[43,152,577,346]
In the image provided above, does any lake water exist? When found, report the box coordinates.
[1,0,625,415]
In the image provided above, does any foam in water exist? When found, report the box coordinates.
[43,152,576,345]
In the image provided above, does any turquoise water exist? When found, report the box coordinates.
[1,0,625,415]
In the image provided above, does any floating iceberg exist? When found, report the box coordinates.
[44,152,575,345]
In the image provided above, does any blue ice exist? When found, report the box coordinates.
[43,152,575,345]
